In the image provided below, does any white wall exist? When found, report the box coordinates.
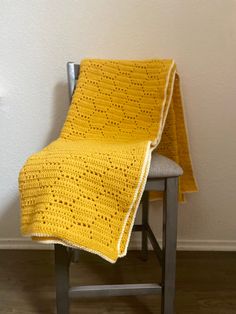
[1,0,236,250]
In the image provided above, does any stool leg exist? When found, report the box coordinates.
[161,177,178,314]
[55,244,70,314]
[142,190,149,261]
[72,249,80,263]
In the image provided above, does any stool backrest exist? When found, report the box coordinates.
[67,62,80,100]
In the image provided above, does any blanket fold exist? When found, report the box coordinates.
[19,59,197,263]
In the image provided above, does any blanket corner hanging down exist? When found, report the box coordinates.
[19,59,197,263]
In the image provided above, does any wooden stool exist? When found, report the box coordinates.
[54,62,183,314]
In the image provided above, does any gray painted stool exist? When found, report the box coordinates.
[54,62,183,314]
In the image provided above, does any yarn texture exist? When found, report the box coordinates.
[19,59,197,263]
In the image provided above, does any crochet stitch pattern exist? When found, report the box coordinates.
[19,59,197,263]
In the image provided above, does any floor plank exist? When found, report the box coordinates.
[0,250,235,313]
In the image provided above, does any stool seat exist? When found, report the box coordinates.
[148,154,183,178]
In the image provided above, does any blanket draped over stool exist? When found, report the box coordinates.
[19,59,197,263]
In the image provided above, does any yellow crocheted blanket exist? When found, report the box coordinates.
[19,59,197,263]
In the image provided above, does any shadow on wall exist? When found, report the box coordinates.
[45,81,70,144]
[0,81,70,241]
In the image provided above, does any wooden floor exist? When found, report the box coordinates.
[0,250,235,314]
